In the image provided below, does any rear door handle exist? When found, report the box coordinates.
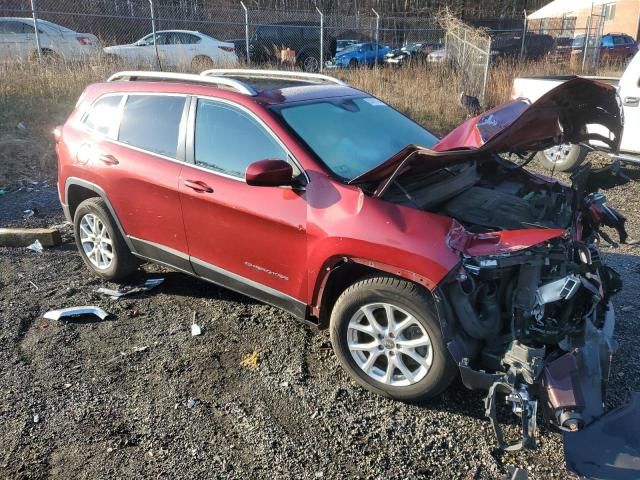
[184,179,214,193]
[624,96,640,107]
[98,154,119,165]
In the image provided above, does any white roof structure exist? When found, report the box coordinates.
[527,0,614,19]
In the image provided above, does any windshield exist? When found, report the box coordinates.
[275,97,438,180]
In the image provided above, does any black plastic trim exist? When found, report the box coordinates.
[191,257,307,319]
[128,236,193,274]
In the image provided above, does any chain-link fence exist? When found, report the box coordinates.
[440,14,491,104]
[0,0,452,72]
[1,0,616,107]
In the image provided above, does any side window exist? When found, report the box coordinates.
[137,34,153,45]
[260,26,280,42]
[21,22,34,34]
[83,95,123,137]
[303,27,320,40]
[602,36,614,47]
[0,21,29,34]
[118,95,186,158]
[194,100,287,178]
[152,32,171,45]
[175,33,200,44]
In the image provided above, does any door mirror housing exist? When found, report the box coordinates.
[245,159,293,187]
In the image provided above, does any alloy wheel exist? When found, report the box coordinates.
[347,302,433,387]
[303,56,320,72]
[79,213,114,269]
[543,143,572,163]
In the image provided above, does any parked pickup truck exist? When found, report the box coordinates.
[512,50,640,171]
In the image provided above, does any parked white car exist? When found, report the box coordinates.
[0,17,100,62]
[512,50,640,171]
[103,30,238,69]
[426,47,448,63]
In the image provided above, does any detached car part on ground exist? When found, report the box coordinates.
[56,72,637,478]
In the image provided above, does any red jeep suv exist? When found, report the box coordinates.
[56,69,632,457]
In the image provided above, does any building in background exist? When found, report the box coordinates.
[529,0,640,40]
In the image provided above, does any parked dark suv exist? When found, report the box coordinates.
[234,21,336,71]
[55,69,635,467]
[555,33,639,66]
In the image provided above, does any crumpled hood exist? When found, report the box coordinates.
[350,77,622,194]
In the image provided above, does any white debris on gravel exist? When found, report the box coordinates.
[26,239,43,253]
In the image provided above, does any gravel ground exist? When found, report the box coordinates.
[1,161,639,479]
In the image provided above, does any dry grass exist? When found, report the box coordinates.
[0,62,107,184]
[0,59,624,186]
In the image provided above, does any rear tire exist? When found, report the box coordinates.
[300,53,320,72]
[191,55,215,71]
[73,198,139,281]
[535,143,587,172]
[329,276,456,402]
[31,48,59,63]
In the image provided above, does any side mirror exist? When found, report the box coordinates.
[245,159,293,187]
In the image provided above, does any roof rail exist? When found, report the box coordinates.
[201,69,348,86]
[106,71,257,96]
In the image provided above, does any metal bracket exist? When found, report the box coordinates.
[484,380,538,451]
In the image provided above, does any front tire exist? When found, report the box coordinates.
[73,198,138,281]
[329,276,456,402]
[535,143,587,172]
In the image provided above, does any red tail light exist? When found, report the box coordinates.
[218,46,235,52]
[76,36,92,45]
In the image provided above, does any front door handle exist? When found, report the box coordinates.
[98,154,119,165]
[624,96,640,107]
[184,179,214,193]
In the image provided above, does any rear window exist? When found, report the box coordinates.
[83,95,123,136]
[118,95,186,158]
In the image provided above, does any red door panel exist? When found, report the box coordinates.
[179,167,307,300]
[98,143,188,254]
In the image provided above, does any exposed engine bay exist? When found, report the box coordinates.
[382,159,576,231]
[386,157,634,464]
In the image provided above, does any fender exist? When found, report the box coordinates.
[64,176,135,251]
[309,255,442,318]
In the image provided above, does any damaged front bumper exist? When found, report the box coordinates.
[433,203,639,476]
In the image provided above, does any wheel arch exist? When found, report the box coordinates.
[65,177,134,251]
[311,256,438,329]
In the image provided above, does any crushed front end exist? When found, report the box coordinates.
[354,77,638,475]
[432,161,637,476]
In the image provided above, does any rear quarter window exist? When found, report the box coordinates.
[82,94,123,137]
[118,95,186,158]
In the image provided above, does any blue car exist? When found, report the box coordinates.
[332,42,390,68]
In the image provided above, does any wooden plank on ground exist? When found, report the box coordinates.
[0,228,62,247]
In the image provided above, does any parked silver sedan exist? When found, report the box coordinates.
[0,17,100,62]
